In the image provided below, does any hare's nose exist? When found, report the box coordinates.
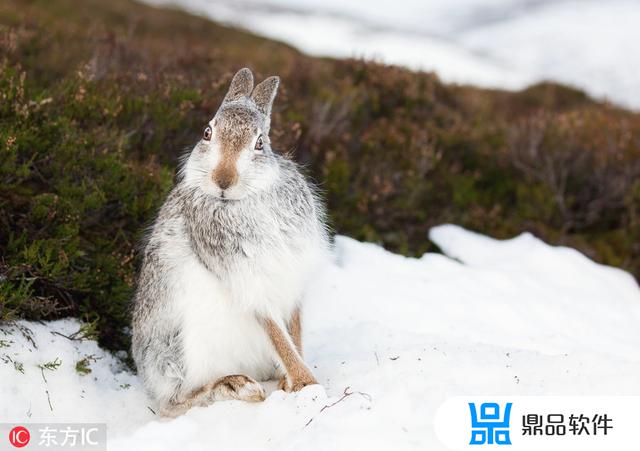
[212,164,238,190]
[218,178,232,190]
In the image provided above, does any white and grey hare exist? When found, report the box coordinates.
[131,68,330,417]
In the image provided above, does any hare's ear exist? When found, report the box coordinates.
[223,68,254,103]
[251,76,280,116]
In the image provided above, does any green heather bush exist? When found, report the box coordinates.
[0,59,173,350]
[1,0,639,355]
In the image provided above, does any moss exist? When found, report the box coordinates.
[75,354,98,376]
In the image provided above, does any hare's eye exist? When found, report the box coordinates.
[255,135,264,152]
[203,126,212,141]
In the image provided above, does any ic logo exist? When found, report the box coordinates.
[9,426,31,448]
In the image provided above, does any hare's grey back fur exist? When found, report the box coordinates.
[131,68,329,410]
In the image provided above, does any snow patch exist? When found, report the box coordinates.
[0,320,150,436]
[1,225,639,450]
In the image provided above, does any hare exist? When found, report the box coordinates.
[131,68,330,417]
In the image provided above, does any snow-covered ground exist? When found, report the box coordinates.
[2,225,639,450]
[141,0,640,110]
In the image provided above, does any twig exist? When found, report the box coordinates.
[51,331,80,341]
[16,323,37,349]
[304,386,372,428]
[45,389,53,411]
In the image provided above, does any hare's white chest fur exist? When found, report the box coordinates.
[172,210,326,390]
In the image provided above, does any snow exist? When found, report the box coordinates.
[140,0,640,110]
[1,225,640,450]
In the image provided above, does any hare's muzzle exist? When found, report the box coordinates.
[212,159,238,191]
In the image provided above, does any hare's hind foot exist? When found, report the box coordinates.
[159,374,265,417]
[211,374,266,402]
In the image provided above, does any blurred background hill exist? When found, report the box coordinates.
[145,0,640,110]
[1,0,639,354]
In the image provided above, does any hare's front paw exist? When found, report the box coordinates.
[277,375,288,391]
[278,373,318,392]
